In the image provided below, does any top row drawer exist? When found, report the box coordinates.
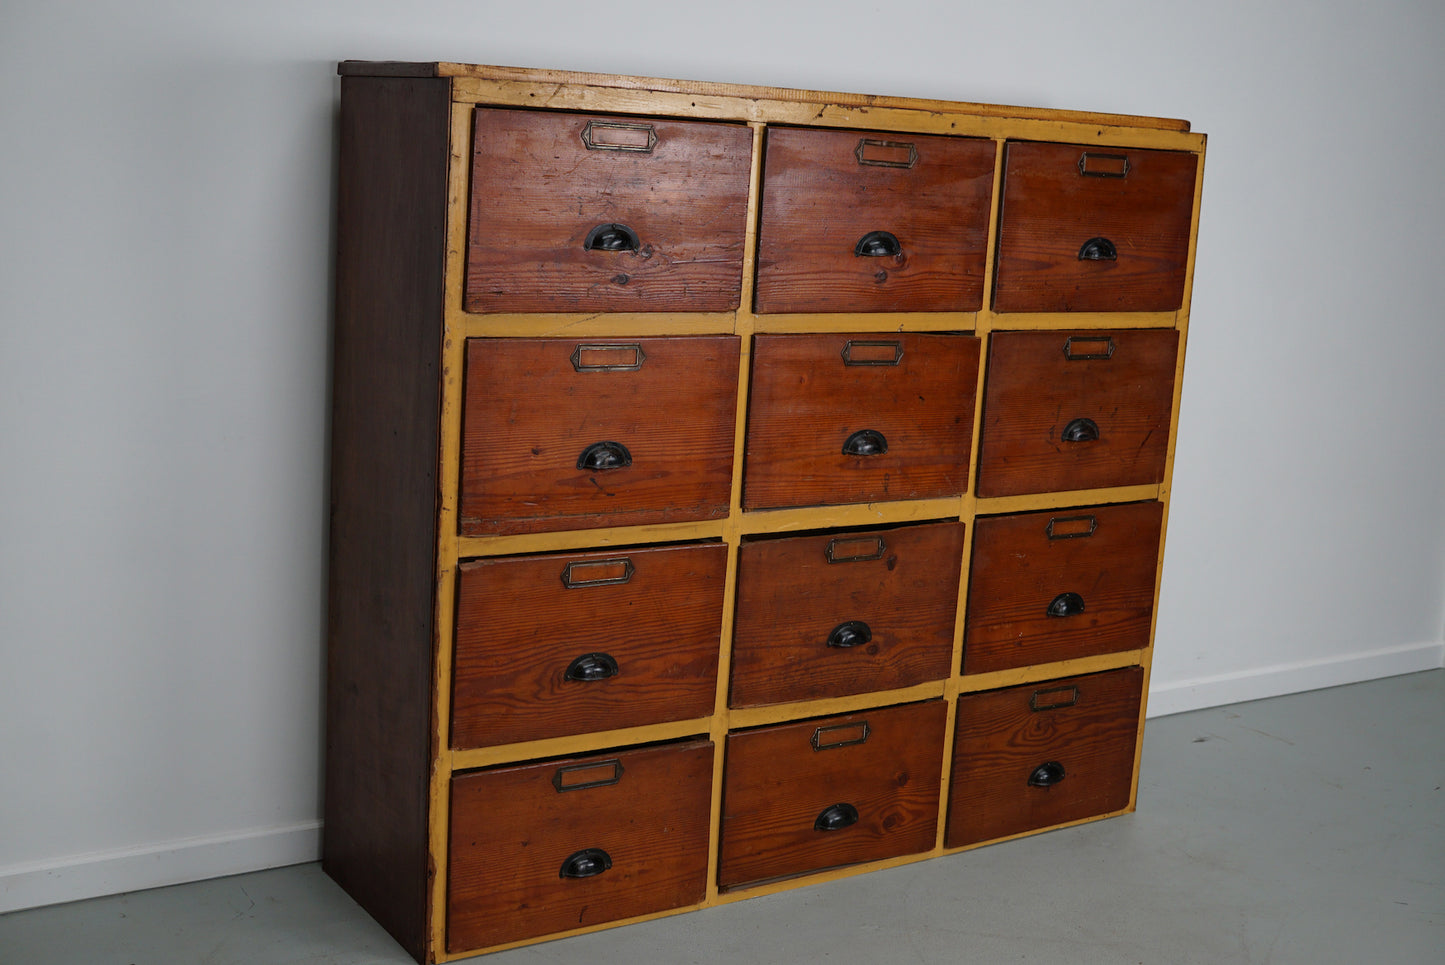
[464,108,1198,315]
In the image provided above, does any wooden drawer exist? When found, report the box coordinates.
[976,330,1178,497]
[464,108,753,312]
[754,128,995,313]
[993,141,1197,313]
[460,336,740,536]
[452,543,727,749]
[718,700,945,888]
[743,333,980,510]
[964,502,1163,674]
[448,740,713,952]
[945,667,1143,848]
[730,521,964,707]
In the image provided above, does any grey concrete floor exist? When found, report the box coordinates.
[3,669,1441,964]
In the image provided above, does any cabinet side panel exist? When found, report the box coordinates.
[324,75,450,963]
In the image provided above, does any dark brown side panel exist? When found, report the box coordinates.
[324,75,450,964]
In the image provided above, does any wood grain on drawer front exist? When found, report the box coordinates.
[464,108,752,313]
[743,333,980,510]
[452,542,727,748]
[993,141,1197,313]
[460,336,740,536]
[448,740,713,952]
[964,502,1163,674]
[719,700,945,888]
[945,667,1143,848]
[730,521,964,707]
[754,127,995,313]
[976,329,1178,498]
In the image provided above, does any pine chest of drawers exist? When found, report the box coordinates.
[324,60,1205,963]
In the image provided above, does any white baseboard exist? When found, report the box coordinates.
[1147,640,1445,718]
[0,820,321,915]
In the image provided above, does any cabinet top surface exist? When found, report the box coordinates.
[336,60,1193,134]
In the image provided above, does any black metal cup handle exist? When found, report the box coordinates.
[826,621,872,649]
[1046,592,1086,618]
[578,440,632,471]
[559,848,612,879]
[842,429,888,457]
[1028,762,1066,788]
[565,652,620,682]
[854,231,902,257]
[584,223,640,252]
[1061,418,1099,443]
[814,802,860,832]
[1078,236,1118,261]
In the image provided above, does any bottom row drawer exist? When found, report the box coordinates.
[719,700,946,888]
[447,667,1143,952]
[946,666,1145,847]
[447,740,714,952]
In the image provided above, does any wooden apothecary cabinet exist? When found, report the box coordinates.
[325,60,1205,962]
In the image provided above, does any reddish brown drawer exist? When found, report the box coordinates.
[754,128,995,313]
[464,108,752,312]
[460,336,740,535]
[719,700,945,888]
[452,542,727,748]
[964,502,1163,674]
[945,667,1143,848]
[730,521,964,707]
[976,330,1177,497]
[448,740,713,952]
[993,141,1198,313]
[743,333,980,510]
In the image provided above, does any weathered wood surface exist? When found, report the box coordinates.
[754,127,995,313]
[448,740,714,951]
[976,329,1178,497]
[452,543,727,748]
[744,333,980,510]
[719,701,945,888]
[465,109,752,312]
[731,521,964,706]
[946,667,1143,847]
[993,142,1197,313]
[460,336,740,535]
[965,502,1163,673]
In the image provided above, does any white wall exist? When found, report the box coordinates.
[3,0,1442,913]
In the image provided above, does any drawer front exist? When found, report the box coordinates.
[452,543,727,749]
[754,128,995,313]
[976,330,1178,497]
[448,740,714,952]
[945,667,1143,848]
[730,521,964,707]
[464,108,753,312]
[460,336,740,536]
[719,700,945,888]
[964,502,1163,674]
[993,141,1197,313]
[743,333,981,510]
